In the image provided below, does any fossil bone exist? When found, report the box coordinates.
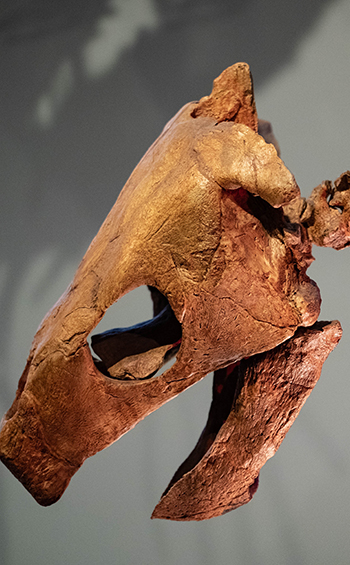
[152,320,342,520]
[0,63,349,519]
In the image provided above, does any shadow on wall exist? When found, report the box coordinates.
[1,0,336,253]
[0,0,337,562]
[139,0,336,111]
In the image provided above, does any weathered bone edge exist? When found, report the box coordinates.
[152,320,342,520]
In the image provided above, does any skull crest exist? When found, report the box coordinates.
[1,63,349,520]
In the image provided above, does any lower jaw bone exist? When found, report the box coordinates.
[152,320,341,521]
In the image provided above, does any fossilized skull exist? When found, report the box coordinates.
[1,63,349,520]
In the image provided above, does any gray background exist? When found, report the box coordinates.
[1,1,350,564]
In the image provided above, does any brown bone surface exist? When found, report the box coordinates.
[0,63,349,518]
[152,320,341,520]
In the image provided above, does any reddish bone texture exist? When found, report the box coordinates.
[0,63,349,520]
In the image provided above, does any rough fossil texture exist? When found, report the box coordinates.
[0,62,349,519]
[152,321,342,520]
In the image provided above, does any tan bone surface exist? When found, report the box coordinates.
[0,63,348,518]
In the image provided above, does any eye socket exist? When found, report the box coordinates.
[88,286,182,380]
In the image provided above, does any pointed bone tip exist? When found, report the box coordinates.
[306,319,342,343]
[191,62,257,130]
[213,62,252,86]
[0,410,77,507]
[151,504,172,521]
[318,319,342,343]
[150,509,159,520]
[151,492,200,521]
[151,505,192,522]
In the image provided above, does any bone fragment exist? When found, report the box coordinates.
[152,320,342,520]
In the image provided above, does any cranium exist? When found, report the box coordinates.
[1,63,349,520]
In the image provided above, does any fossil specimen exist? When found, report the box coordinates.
[0,63,349,520]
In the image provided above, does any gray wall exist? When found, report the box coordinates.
[1,1,350,564]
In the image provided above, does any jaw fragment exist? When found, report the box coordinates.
[152,320,342,521]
